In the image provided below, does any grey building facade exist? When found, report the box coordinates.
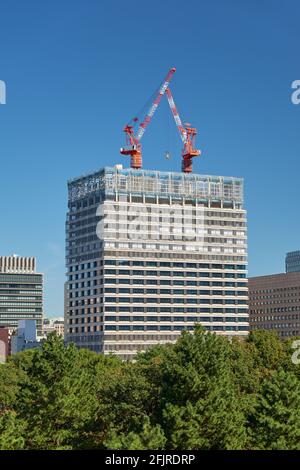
[65,166,248,359]
[0,256,43,335]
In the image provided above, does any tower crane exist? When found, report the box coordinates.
[120,67,176,170]
[165,87,201,173]
[120,67,201,173]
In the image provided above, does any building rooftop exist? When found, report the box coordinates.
[68,166,244,205]
[0,255,36,274]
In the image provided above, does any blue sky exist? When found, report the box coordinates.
[0,0,299,316]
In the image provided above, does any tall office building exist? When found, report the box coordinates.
[249,272,300,338]
[0,255,43,335]
[286,250,300,273]
[65,166,248,359]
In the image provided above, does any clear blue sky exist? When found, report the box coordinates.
[0,0,299,317]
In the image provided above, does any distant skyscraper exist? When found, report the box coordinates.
[286,250,300,273]
[0,255,43,335]
[65,166,248,359]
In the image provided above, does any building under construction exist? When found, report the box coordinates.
[64,68,248,358]
[65,166,248,359]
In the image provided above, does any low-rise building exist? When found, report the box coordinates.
[43,317,64,337]
[11,319,44,354]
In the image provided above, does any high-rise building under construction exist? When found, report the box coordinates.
[65,165,248,359]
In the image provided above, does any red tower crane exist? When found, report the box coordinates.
[165,87,201,173]
[120,67,176,170]
[120,67,201,173]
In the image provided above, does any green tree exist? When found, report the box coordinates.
[249,369,300,449]
[0,362,23,412]
[104,417,166,450]
[247,330,286,375]
[94,360,153,442]
[0,410,25,450]
[15,333,102,449]
[158,327,246,449]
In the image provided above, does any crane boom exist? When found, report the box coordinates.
[165,88,201,173]
[165,87,187,144]
[120,68,176,169]
[136,67,176,141]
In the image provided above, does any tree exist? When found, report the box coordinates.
[0,411,25,450]
[158,327,247,449]
[249,369,300,450]
[247,330,286,375]
[104,417,166,450]
[94,360,154,444]
[14,333,102,449]
[0,362,23,412]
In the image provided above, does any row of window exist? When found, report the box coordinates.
[104,260,246,269]
[251,315,299,321]
[0,276,42,283]
[68,324,249,333]
[69,279,247,288]
[69,316,248,324]
[104,288,247,296]
[104,297,247,305]
[250,306,300,314]
[0,284,42,289]
[68,243,247,256]
[68,307,248,316]
[68,271,249,282]
[0,302,42,307]
[103,316,248,323]
[69,261,246,272]
[104,269,247,278]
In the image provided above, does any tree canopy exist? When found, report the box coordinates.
[0,328,299,450]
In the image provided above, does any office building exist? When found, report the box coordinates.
[0,255,43,335]
[65,166,248,359]
[249,272,300,338]
[286,250,300,273]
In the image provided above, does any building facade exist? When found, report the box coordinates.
[43,317,64,337]
[286,250,300,273]
[65,166,248,359]
[0,255,43,335]
[249,272,300,338]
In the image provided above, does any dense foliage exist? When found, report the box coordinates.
[0,327,299,450]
